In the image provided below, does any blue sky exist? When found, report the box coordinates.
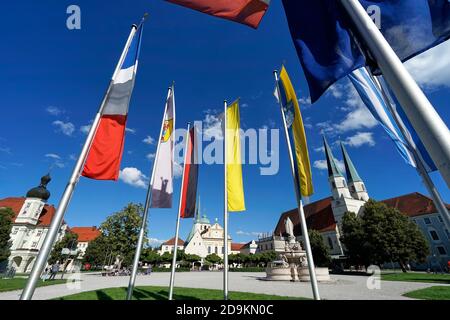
[1,1,449,247]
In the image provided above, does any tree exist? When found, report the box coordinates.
[83,235,110,268]
[341,200,430,272]
[49,232,79,265]
[0,207,14,266]
[205,253,222,265]
[160,252,173,265]
[140,248,161,265]
[308,230,331,268]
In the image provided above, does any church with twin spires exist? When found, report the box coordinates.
[258,138,450,269]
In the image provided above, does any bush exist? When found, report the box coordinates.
[229,267,265,272]
[150,267,191,272]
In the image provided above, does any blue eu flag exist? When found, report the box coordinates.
[281,0,450,103]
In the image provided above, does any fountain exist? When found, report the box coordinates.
[265,217,330,282]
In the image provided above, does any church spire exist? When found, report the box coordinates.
[340,142,362,183]
[323,137,343,178]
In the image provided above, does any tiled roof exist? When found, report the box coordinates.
[163,237,185,246]
[381,192,450,218]
[231,243,245,251]
[71,226,101,242]
[0,197,57,227]
[274,197,337,236]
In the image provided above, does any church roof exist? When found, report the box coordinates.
[231,243,245,251]
[341,143,362,183]
[274,197,336,236]
[323,137,343,178]
[273,192,449,236]
[26,174,51,201]
[162,237,185,246]
[381,192,450,218]
[71,226,101,242]
[0,197,57,227]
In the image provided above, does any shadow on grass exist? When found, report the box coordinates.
[96,290,114,301]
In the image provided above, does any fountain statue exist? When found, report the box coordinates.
[265,217,330,282]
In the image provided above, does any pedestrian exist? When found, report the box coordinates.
[49,263,60,280]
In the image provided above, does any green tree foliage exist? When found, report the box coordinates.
[0,207,14,265]
[49,232,79,265]
[205,253,223,265]
[308,229,331,267]
[83,203,145,267]
[341,200,430,271]
[140,247,161,265]
[184,254,201,264]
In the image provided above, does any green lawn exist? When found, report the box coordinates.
[404,286,450,300]
[57,286,305,300]
[381,272,450,284]
[0,278,69,292]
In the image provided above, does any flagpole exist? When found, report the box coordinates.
[223,100,229,300]
[126,85,173,300]
[19,25,138,301]
[168,122,191,300]
[273,71,320,300]
[340,0,450,189]
[370,74,450,231]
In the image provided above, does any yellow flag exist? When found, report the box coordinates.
[279,66,314,197]
[226,101,246,212]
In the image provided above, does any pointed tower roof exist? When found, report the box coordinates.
[323,137,343,178]
[340,142,362,183]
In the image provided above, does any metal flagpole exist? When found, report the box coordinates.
[273,71,320,300]
[340,0,450,189]
[126,85,173,300]
[370,73,450,231]
[223,100,229,300]
[168,122,191,300]
[20,25,138,301]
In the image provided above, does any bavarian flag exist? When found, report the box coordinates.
[226,100,246,212]
[275,66,313,197]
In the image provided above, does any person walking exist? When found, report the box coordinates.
[49,262,60,280]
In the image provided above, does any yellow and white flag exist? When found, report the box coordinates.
[226,100,246,212]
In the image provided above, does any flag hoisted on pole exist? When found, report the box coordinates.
[349,68,450,231]
[273,66,320,300]
[20,17,147,301]
[223,99,246,300]
[126,84,176,300]
[281,0,450,188]
[166,0,271,29]
[169,123,199,300]
[339,0,450,189]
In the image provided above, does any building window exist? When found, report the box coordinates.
[215,247,218,254]
[437,246,447,255]
[445,229,450,240]
[12,228,18,235]
[438,216,443,223]
[36,230,42,237]
[208,246,211,254]
[222,247,224,254]
[424,217,431,225]
[327,237,333,249]
[31,242,38,248]
[429,230,440,241]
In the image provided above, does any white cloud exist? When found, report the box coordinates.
[143,135,156,145]
[146,153,156,161]
[53,120,75,136]
[313,159,345,172]
[343,132,375,148]
[298,96,312,106]
[314,146,325,153]
[241,103,249,108]
[405,40,450,89]
[0,147,11,154]
[126,127,136,134]
[46,106,63,116]
[80,123,92,135]
[45,153,61,160]
[203,112,223,140]
[236,230,263,237]
[119,167,148,188]
[147,238,165,247]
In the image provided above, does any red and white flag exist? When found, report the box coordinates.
[82,25,143,180]
[166,0,271,29]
